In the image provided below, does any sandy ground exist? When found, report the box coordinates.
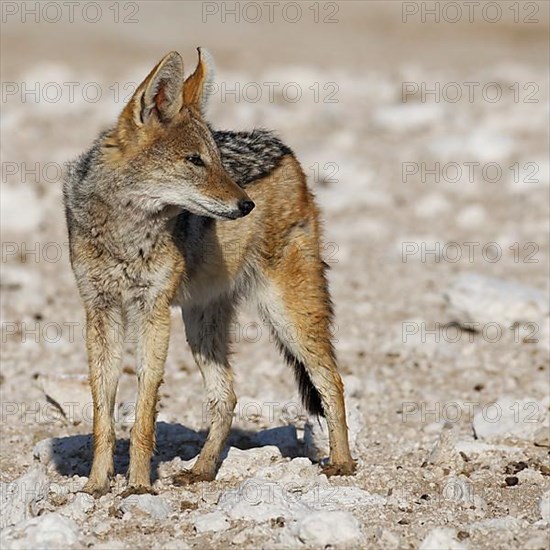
[1,2,549,549]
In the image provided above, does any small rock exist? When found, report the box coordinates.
[120,494,172,520]
[193,511,230,533]
[472,397,545,442]
[0,466,50,528]
[419,528,467,550]
[517,468,543,484]
[0,512,80,549]
[92,521,111,535]
[254,456,326,499]
[218,477,310,522]
[217,446,283,481]
[296,510,362,546]
[59,493,94,522]
[470,516,526,531]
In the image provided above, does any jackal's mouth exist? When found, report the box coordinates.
[187,199,243,220]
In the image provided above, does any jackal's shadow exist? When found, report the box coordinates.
[44,422,303,482]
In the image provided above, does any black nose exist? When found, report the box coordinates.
[238,200,255,216]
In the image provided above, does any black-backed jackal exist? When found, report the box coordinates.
[64,50,356,497]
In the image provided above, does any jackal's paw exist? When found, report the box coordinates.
[119,485,158,498]
[80,480,111,499]
[172,469,216,486]
[321,459,357,477]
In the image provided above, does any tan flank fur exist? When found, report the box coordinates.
[64,50,356,497]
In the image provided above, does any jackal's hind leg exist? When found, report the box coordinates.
[259,259,356,476]
[174,300,236,486]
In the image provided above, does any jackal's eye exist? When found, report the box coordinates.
[186,154,204,167]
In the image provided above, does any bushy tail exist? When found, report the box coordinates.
[279,343,325,417]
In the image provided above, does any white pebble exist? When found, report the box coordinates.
[120,494,172,520]
[296,510,362,546]
[193,511,230,533]
[419,528,467,550]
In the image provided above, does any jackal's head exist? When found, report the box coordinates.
[103,50,254,220]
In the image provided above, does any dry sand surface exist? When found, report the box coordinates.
[1,2,549,549]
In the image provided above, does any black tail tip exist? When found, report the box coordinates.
[294,360,325,417]
[278,341,325,417]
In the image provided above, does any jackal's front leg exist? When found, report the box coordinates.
[173,301,236,485]
[125,299,171,494]
[82,307,123,498]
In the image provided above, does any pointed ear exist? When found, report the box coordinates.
[182,47,214,114]
[116,52,183,141]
